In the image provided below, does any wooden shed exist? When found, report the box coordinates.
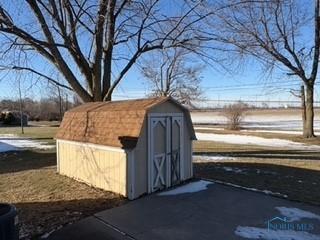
[55,97,196,199]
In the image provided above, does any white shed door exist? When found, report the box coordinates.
[148,115,183,193]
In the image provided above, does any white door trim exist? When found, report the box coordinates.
[166,116,172,187]
[153,153,166,188]
[148,117,169,192]
[172,116,184,181]
[190,141,194,177]
[148,113,183,117]
[148,116,152,193]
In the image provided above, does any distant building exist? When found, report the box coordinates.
[0,110,28,126]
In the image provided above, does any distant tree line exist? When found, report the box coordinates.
[0,97,79,121]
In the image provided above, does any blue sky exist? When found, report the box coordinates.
[0,0,318,106]
[1,61,313,105]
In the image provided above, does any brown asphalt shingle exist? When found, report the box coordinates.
[56,97,195,148]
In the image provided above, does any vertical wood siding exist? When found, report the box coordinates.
[57,140,127,196]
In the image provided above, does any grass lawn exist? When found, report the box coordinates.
[0,125,59,145]
[0,126,126,239]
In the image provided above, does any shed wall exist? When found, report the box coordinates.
[57,140,127,196]
[132,121,148,198]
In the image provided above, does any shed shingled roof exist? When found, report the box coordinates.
[55,97,196,148]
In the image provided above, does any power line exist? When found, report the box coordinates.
[118,80,319,92]
[204,80,301,89]
[198,99,320,103]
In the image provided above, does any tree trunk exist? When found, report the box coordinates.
[303,84,315,138]
[301,85,306,132]
[92,76,103,101]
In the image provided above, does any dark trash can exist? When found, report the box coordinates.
[0,204,19,240]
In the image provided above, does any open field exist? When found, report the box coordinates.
[191,108,320,132]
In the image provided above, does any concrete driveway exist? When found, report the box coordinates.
[48,180,320,240]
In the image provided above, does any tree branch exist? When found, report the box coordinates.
[12,66,73,91]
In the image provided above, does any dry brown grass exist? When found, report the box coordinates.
[193,140,268,153]
[0,151,126,239]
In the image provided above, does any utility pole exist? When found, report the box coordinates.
[57,86,63,121]
[18,76,24,134]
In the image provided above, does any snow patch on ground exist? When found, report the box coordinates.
[193,155,236,162]
[194,127,225,131]
[241,129,303,135]
[222,167,244,173]
[0,135,54,152]
[195,127,314,136]
[235,226,320,240]
[276,207,320,222]
[158,180,213,196]
[235,206,320,239]
[244,121,320,132]
[196,132,320,150]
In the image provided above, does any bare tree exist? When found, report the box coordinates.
[209,0,320,138]
[141,48,203,105]
[222,101,247,130]
[0,0,210,102]
[48,84,66,121]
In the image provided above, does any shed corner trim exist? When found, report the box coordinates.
[56,139,125,153]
